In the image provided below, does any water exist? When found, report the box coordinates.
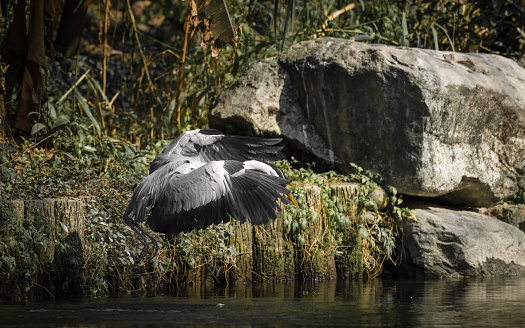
[2,277,525,327]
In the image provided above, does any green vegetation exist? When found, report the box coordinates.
[1,1,523,142]
[277,159,414,278]
[0,159,414,300]
[0,0,523,298]
[513,186,525,205]
[0,202,49,298]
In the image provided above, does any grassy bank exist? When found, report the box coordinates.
[0,154,412,300]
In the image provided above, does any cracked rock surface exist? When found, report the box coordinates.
[211,37,525,206]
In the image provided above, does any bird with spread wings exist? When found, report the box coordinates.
[123,129,298,260]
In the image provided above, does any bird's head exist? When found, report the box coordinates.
[149,156,169,174]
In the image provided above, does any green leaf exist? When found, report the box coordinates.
[434,23,456,52]
[431,24,439,51]
[74,89,101,137]
[48,103,57,119]
[0,143,19,152]
[63,152,75,160]
[400,13,409,47]
[391,196,397,206]
[84,145,97,153]
[52,115,70,129]
[389,186,397,196]
[31,123,47,136]
[85,74,111,103]
[58,69,91,104]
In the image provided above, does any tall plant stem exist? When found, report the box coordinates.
[102,0,111,95]
[173,9,191,133]
[125,0,161,137]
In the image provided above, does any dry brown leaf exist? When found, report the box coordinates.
[189,0,236,56]
[131,0,152,17]
[211,45,220,57]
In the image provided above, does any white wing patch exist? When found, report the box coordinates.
[243,160,279,176]
[189,129,224,146]
[231,169,245,178]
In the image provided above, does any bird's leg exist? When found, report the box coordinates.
[126,221,150,260]
[136,223,159,261]
[125,220,159,262]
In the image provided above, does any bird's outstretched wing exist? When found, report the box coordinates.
[150,129,284,172]
[127,159,291,234]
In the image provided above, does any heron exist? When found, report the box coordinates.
[123,129,298,260]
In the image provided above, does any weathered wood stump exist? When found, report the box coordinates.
[252,211,295,281]
[0,198,87,299]
[330,183,364,278]
[226,220,253,282]
[296,185,337,279]
[330,182,359,200]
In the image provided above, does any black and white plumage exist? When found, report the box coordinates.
[123,129,297,260]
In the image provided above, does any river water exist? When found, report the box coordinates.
[2,277,525,327]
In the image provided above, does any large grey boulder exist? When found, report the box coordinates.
[211,38,525,206]
[210,58,335,166]
[399,203,525,276]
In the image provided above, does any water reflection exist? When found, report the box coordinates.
[2,277,525,327]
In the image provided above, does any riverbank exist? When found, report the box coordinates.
[1,162,407,300]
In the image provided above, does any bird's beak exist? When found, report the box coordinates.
[287,193,299,207]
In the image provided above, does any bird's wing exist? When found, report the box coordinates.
[123,161,176,225]
[155,129,284,167]
[145,160,291,234]
[192,129,284,162]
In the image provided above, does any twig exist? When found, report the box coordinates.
[136,30,181,56]
[126,0,162,138]
[0,132,59,167]
[32,281,55,299]
[109,91,120,107]
[125,0,161,106]
[322,3,357,30]
[173,9,191,132]
[102,0,111,95]
[58,69,92,104]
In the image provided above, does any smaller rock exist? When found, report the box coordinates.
[366,187,388,211]
[364,211,381,226]
[485,205,525,233]
[399,202,525,277]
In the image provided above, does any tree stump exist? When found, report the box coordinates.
[252,209,295,281]
[0,198,87,300]
[226,220,253,282]
[296,185,337,280]
[330,183,364,278]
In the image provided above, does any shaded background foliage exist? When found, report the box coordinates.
[1,0,524,144]
[1,0,523,199]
